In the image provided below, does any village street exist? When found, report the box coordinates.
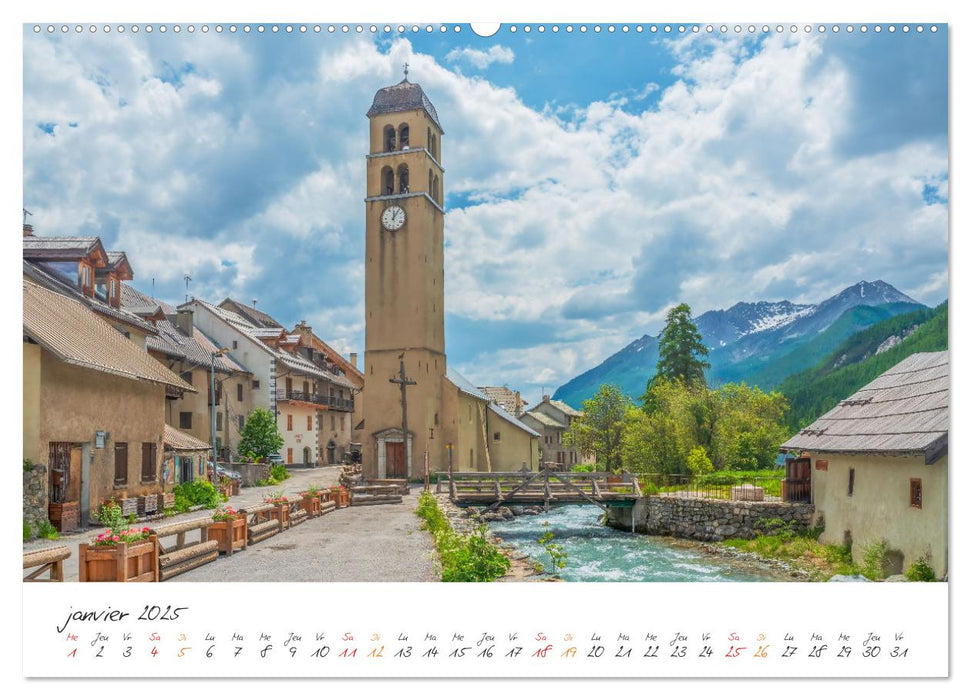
[26,466,437,583]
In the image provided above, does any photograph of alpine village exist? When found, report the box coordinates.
[22,25,947,585]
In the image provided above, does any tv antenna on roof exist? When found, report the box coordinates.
[23,208,33,225]
[184,273,192,302]
[403,61,409,80]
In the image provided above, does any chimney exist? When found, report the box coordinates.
[176,308,194,337]
[542,394,551,403]
[515,391,522,417]
[349,352,358,369]
[23,223,34,237]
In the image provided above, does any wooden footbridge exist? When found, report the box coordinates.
[435,468,642,511]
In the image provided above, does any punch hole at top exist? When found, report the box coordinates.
[471,23,500,37]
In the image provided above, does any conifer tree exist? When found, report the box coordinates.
[654,303,710,386]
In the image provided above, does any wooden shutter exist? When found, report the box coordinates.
[142,442,157,482]
[114,443,128,486]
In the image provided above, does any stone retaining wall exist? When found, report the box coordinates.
[23,462,48,528]
[607,495,814,542]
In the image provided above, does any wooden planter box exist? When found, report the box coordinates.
[218,485,232,499]
[231,481,241,496]
[208,518,247,556]
[300,495,322,517]
[327,490,350,508]
[49,501,79,533]
[79,536,159,582]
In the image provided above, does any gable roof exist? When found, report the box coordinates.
[781,351,948,462]
[218,297,285,329]
[24,260,158,335]
[523,410,567,430]
[550,399,581,417]
[297,327,364,383]
[487,402,540,438]
[23,279,194,393]
[22,236,105,261]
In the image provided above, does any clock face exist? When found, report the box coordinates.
[382,205,406,231]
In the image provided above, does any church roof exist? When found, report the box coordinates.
[446,367,490,402]
[487,402,540,438]
[367,79,443,132]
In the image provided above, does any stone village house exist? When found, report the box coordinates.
[782,351,948,578]
[521,395,588,469]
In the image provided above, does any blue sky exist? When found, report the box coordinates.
[22,24,948,405]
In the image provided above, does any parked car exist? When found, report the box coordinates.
[214,464,242,482]
[266,453,284,465]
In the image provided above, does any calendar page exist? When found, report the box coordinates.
[13,0,960,693]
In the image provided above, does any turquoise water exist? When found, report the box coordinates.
[486,505,772,582]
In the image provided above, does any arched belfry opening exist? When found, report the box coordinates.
[433,174,440,203]
[383,125,396,152]
[398,123,410,149]
[431,133,439,160]
[397,164,410,194]
[381,166,394,195]
[428,168,434,196]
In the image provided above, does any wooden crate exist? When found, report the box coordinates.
[48,501,79,533]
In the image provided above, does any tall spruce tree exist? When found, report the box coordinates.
[654,303,710,386]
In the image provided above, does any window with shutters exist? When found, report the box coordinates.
[179,412,192,429]
[307,415,312,431]
[114,443,128,487]
[141,442,157,483]
[287,414,293,431]
[910,478,922,509]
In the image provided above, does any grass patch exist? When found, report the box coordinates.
[720,529,860,581]
[415,492,509,582]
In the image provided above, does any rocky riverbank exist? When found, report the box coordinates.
[433,494,558,582]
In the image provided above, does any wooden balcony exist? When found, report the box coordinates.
[276,390,353,412]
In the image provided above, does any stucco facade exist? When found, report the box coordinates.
[808,452,948,577]
[35,347,167,526]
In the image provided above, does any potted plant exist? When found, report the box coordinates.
[300,485,322,518]
[217,476,233,499]
[326,484,350,508]
[264,490,291,528]
[208,506,247,555]
[79,501,158,582]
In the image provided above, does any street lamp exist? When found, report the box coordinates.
[210,347,230,477]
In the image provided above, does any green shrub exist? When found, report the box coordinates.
[23,458,33,472]
[415,492,509,582]
[860,539,890,581]
[905,557,936,582]
[23,519,34,542]
[570,464,594,473]
[37,520,59,540]
[173,479,224,510]
[270,464,290,482]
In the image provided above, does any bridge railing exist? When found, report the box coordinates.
[435,468,642,504]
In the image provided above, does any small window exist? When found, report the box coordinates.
[848,468,855,497]
[238,415,245,431]
[910,478,922,509]
[237,383,244,402]
[181,370,193,385]
[493,432,501,442]
[114,443,128,487]
[287,414,293,431]
[252,379,260,389]
[232,340,238,349]
[216,413,223,431]
[179,412,192,429]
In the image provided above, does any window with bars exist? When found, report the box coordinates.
[141,442,157,483]
[114,443,128,487]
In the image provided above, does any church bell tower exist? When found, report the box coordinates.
[361,68,447,479]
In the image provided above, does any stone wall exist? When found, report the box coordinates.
[234,462,271,487]
[606,495,815,542]
[23,462,48,528]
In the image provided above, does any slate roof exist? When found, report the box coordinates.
[781,351,948,461]
[366,79,443,131]
[24,261,158,335]
[523,410,567,430]
[22,236,104,260]
[23,279,194,392]
[550,399,581,417]
[218,297,285,329]
[487,402,540,438]
[446,367,490,401]
[164,424,211,452]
